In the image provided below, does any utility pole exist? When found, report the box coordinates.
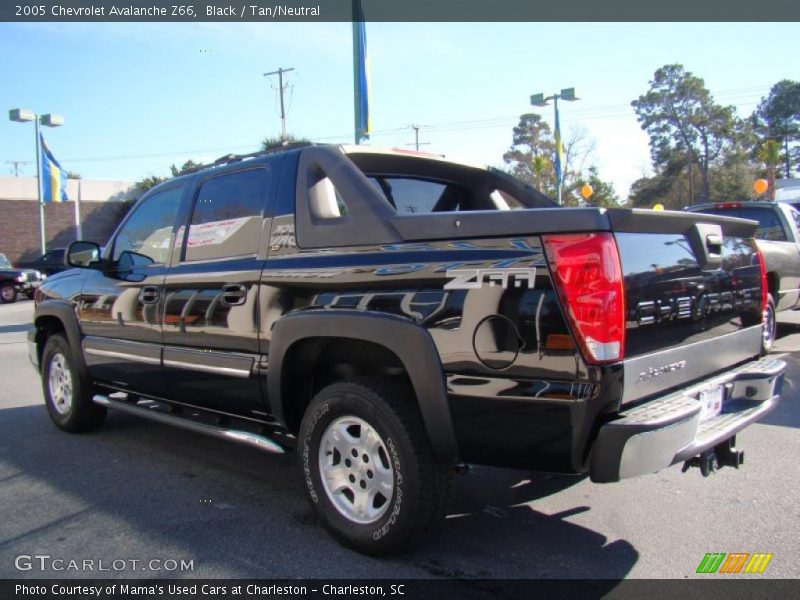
[263,67,295,141]
[5,160,32,177]
[406,125,430,152]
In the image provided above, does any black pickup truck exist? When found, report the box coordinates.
[28,145,785,554]
[0,253,43,303]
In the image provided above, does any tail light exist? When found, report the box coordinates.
[755,245,768,315]
[542,232,625,364]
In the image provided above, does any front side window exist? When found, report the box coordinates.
[184,168,269,262]
[113,186,183,265]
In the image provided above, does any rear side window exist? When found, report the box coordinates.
[695,207,787,242]
[368,176,470,214]
[184,168,269,262]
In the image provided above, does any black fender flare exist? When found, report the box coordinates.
[33,300,87,372]
[268,310,457,463]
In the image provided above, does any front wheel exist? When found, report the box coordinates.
[41,334,106,432]
[298,378,454,555]
[0,283,17,304]
[761,293,777,355]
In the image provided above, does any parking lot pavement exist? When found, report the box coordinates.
[0,300,798,580]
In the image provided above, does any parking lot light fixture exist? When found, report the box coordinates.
[8,108,66,254]
[530,88,580,205]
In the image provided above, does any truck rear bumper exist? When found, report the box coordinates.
[590,358,785,483]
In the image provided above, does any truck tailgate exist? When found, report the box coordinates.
[607,209,764,403]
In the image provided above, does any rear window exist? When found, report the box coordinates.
[695,206,788,241]
[368,176,465,214]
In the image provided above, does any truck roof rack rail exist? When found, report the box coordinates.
[211,141,316,168]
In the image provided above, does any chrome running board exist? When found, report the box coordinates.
[93,393,286,454]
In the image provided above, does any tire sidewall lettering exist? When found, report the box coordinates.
[372,436,403,541]
[302,401,329,504]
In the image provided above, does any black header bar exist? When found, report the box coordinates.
[2,0,800,22]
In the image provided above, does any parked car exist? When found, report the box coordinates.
[687,201,800,353]
[0,253,44,303]
[28,145,785,554]
[15,248,68,276]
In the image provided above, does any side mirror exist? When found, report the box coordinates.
[67,241,101,268]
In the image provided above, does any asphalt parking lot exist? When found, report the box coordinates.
[0,299,798,580]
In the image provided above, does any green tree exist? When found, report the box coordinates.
[134,174,167,192]
[502,114,596,200]
[261,134,310,152]
[503,113,556,194]
[755,80,800,177]
[756,139,782,200]
[632,64,738,203]
[170,159,203,176]
[571,167,621,208]
[629,155,693,209]
[136,159,206,192]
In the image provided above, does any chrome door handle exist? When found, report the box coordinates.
[139,286,160,304]
[221,284,247,306]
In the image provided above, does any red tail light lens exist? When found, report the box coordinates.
[756,244,768,315]
[542,232,625,364]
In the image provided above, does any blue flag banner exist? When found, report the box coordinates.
[554,107,563,192]
[352,0,371,143]
[40,133,68,203]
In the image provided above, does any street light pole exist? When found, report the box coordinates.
[530,87,579,205]
[552,94,561,205]
[9,108,64,255]
[34,115,45,254]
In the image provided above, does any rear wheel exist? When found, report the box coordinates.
[42,334,106,432]
[761,293,776,355]
[298,378,454,555]
[0,283,17,304]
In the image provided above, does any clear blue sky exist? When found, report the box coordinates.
[1,21,798,199]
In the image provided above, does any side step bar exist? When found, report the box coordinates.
[93,394,286,454]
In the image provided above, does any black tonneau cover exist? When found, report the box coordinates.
[390,208,758,242]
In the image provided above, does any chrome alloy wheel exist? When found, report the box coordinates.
[48,353,74,415]
[318,416,394,524]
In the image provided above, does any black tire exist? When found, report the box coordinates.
[761,293,777,355]
[298,378,454,555]
[41,334,106,432]
[0,283,17,304]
